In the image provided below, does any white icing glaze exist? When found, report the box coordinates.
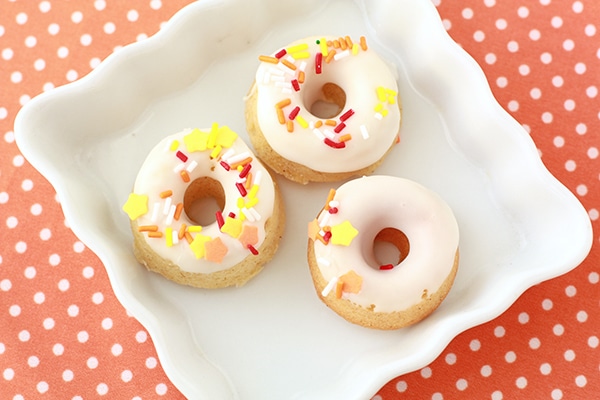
[123,126,276,274]
[253,36,401,173]
[311,176,459,313]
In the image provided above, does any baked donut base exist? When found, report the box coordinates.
[244,82,401,185]
[130,177,285,289]
[307,239,459,330]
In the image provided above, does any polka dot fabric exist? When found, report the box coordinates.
[1,0,597,399]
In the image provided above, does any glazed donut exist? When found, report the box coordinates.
[122,124,284,288]
[245,35,402,184]
[307,176,459,330]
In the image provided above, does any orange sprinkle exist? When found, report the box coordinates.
[339,134,352,142]
[281,58,297,71]
[230,157,253,170]
[174,202,183,221]
[138,225,159,232]
[258,55,279,64]
[325,119,337,126]
[345,36,353,48]
[339,37,347,50]
[180,170,190,183]
[276,98,292,109]
[333,39,340,49]
[335,279,344,299]
[327,40,333,47]
[360,36,368,51]
[315,120,323,128]
[245,172,253,189]
[159,190,173,198]
[298,71,306,84]
[325,49,336,64]
[286,120,294,133]
[324,188,336,210]
[178,223,187,240]
[184,231,193,244]
[276,107,285,124]
[315,234,328,245]
[148,231,163,238]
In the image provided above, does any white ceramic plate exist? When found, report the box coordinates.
[15,0,593,399]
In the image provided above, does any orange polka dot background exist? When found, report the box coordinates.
[1,0,598,399]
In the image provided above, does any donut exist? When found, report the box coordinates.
[122,124,285,288]
[307,176,459,330]
[245,35,402,184]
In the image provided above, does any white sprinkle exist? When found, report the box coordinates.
[254,170,263,186]
[374,112,383,120]
[318,211,331,227]
[236,177,247,184]
[248,207,261,221]
[165,204,176,225]
[227,151,250,165]
[360,124,369,139]
[241,207,255,222]
[328,200,339,208]
[171,230,179,245]
[221,149,235,162]
[321,276,339,297]
[298,61,307,72]
[309,121,315,129]
[313,128,326,140]
[151,202,160,222]
[317,257,330,267]
[162,197,172,215]
[323,129,336,140]
[186,160,198,173]
[334,49,350,61]
[285,55,296,63]
[173,162,186,173]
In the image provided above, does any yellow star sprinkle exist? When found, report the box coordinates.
[220,216,243,238]
[122,193,148,220]
[183,128,209,152]
[216,125,238,148]
[189,234,212,259]
[330,220,358,246]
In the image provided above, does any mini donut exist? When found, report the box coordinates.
[122,124,284,288]
[245,35,402,184]
[307,176,459,330]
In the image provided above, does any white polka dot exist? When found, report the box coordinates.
[574,374,587,387]
[33,292,45,304]
[575,62,586,74]
[9,305,21,317]
[3,368,15,380]
[21,179,33,191]
[553,324,565,336]
[563,39,575,51]
[576,184,588,196]
[53,343,64,356]
[62,369,74,382]
[24,35,37,48]
[551,16,563,28]
[71,11,83,23]
[104,22,116,34]
[121,369,133,382]
[135,330,148,343]
[43,318,55,330]
[111,343,123,356]
[588,208,599,220]
[87,357,99,369]
[529,29,541,40]
[456,378,468,391]
[508,100,519,111]
[39,1,51,12]
[473,30,485,42]
[90,57,101,69]
[1,279,12,291]
[28,355,39,367]
[540,362,552,375]
[6,216,18,228]
[49,253,60,266]
[77,331,89,343]
[18,330,31,342]
[589,272,599,284]
[469,339,481,351]
[480,365,492,377]
[48,23,59,35]
[505,351,516,363]
[564,349,576,361]
[496,76,508,88]
[16,12,28,25]
[2,48,14,60]
[516,376,527,389]
[572,1,584,13]
[92,292,104,304]
[565,285,577,297]
[540,52,552,64]
[127,10,139,22]
[95,0,107,11]
[507,40,519,52]
[518,64,530,75]
[588,336,599,348]
[11,71,23,83]
[0,107,6,119]
[442,19,451,31]
[146,357,158,369]
[36,381,49,394]
[576,310,588,322]
[150,0,163,10]
[586,86,598,98]
[82,266,95,279]
[102,317,113,330]
[420,367,432,378]
[57,46,69,58]
[529,337,541,349]
[15,241,27,254]
[21,94,32,104]
[80,33,92,46]
[67,304,79,317]
[39,228,51,241]
[518,6,529,18]
[155,383,168,395]
[542,112,553,123]
[0,192,8,203]
[564,99,576,111]
[551,389,563,400]
[34,58,46,71]
[575,123,587,134]
[96,383,108,395]
[445,353,457,365]
[584,24,596,36]
[494,326,506,337]
[66,69,78,82]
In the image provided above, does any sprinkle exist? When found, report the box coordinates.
[254,170,263,186]
[207,123,219,148]
[216,211,225,229]
[318,210,331,227]
[180,170,191,183]
[178,224,187,240]
[287,43,309,54]
[275,98,291,109]
[291,79,300,91]
[333,39,340,49]
[184,232,194,244]
[151,202,160,222]
[315,52,323,74]
[274,49,287,59]
[245,172,253,189]
[281,58,297,71]
[313,128,325,141]
[241,207,255,222]
[188,225,203,233]
[360,36,368,51]
[221,148,235,162]
[173,162,186,173]
[247,244,259,255]
[176,151,188,162]
[230,157,252,170]
[323,230,332,243]
[286,120,294,133]
[298,61,307,72]
[330,220,359,246]
[338,37,347,50]
[159,190,172,199]
[328,207,338,214]
[325,49,336,64]
[276,106,287,123]
[259,55,279,64]
[298,71,306,84]
[345,36,353,48]
[352,43,359,55]
[374,112,383,120]
[323,129,336,140]
[324,138,345,149]
[122,193,149,220]
[339,134,352,142]
[317,257,330,267]
[321,276,338,297]
[138,225,159,232]
[204,237,228,263]
[288,106,300,120]
[360,124,369,139]
[325,119,337,126]
[220,161,231,171]
[333,122,346,133]
[186,160,198,173]
[334,49,350,61]
[380,264,394,270]
[162,197,172,215]
[174,202,183,221]
[324,189,336,210]
[335,279,344,299]
[148,231,163,238]
[247,207,261,221]
[319,37,328,56]
[210,145,222,159]
[239,163,252,179]
[236,182,247,197]
[227,151,251,166]
[169,140,179,151]
[340,109,355,121]
[377,86,387,102]
[165,227,173,247]
[296,115,309,128]
[165,204,176,225]
[221,216,243,238]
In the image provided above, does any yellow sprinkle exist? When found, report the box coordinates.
[210,144,222,159]
[248,184,259,199]
[376,87,387,102]
[381,108,389,117]
[237,197,245,209]
[169,140,179,151]
[207,122,219,148]
[286,43,309,54]
[319,37,328,57]
[290,51,310,59]
[165,227,173,247]
[245,197,258,208]
[296,115,308,129]
[188,225,203,233]
[374,103,384,112]
[352,43,359,55]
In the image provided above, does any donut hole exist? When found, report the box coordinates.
[371,228,410,270]
[306,82,347,119]
[183,177,226,226]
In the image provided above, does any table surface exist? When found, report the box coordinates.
[2,1,598,399]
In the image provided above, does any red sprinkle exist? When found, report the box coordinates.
[340,109,355,121]
[379,264,395,270]
[333,122,346,133]
[228,212,236,218]
[275,49,287,59]
[239,163,252,179]
[288,106,300,120]
[324,138,346,149]
[220,161,231,171]
[328,207,338,214]
[323,231,332,243]
[247,244,259,255]
[216,211,225,229]
[315,52,323,74]
[176,151,188,162]
[291,79,301,91]
[236,182,247,197]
